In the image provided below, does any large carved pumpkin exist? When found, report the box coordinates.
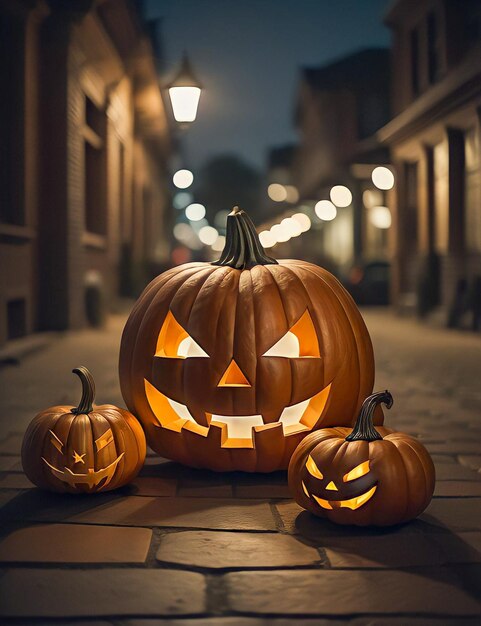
[22,367,146,493]
[119,207,379,472]
[288,391,435,526]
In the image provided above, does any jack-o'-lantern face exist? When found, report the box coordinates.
[42,427,124,491]
[301,454,377,511]
[144,306,332,449]
[119,208,377,471]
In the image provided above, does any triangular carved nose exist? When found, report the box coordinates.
[218,359,251,387]
[326,481,338,491]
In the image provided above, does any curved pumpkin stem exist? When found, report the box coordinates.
[346,390,393,442]
[213,206,278,270]
[71,366,95,414]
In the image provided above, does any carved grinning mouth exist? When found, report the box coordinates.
[302,480,377,510]
[144,379,331,448]
[42,454,124,490]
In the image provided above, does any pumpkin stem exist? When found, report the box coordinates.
[212,206,278,270]
[346,390,393,442]
[71,366,95,414]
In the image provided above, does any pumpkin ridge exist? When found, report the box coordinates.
[395,437,433,511]
[288,262,366,423]
[186,266,240,421]
[263,265,295,410]
[130,265,217,413]
[121,264,208,409]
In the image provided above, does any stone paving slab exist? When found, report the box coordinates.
[434,464,481,480]
[0,473,34,489]
[421,499,481,531]
[0,568,206,618]
[458,455,481,471]
[434,481,481,496]
[0,523,152,563]
[66,496,277,530]
[156,530,321,569]
[225,569,481,616]
[0,456,21,471]
[324,533,446,568]
[130,476,178,497]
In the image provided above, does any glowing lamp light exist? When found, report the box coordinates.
[282,217,302,237]
[198,225,218,245]
[259,230,276,248]
[173,169,194,189]
[330,185,352,207]
[315,200,337,221]
[173,191,193,209]
[268,183,287,202]
[167,55,202,123]
[362,189,383,209]
[292,212,311,232]
[372,166,394,190]
[271,223,290,243]
[185,203,206,221]
[370,206,392,229]
[285,185,299,204]
[211,235,226,252]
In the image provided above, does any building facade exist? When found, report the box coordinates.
[0,0,172,347]
[291,48,392,277]
[380,0,481,325]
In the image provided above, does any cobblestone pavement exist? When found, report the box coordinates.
[0,309,480,624]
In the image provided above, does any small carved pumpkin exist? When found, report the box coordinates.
[22,367,146,493]
[119,207,379,472]
[288,391,435,526]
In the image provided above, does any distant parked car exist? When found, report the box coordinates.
[345,261,390,306]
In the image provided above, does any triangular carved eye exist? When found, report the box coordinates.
[262,309,320,358]
[156,311,208,358]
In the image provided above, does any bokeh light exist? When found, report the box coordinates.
[211,235,226,252]
[291,212,311,232]
[370,206,392,229]
[259,230,276,248]
[270,223,290,243]
[315,200,337,221]
[173,169,194,189]
[185,203,206,221]
[282,217,302,237]
[198,225,218,245]
[362,189,383,209]
[372,166,394,190]
[268,183,287,202]
[173,191,193,209]
[285,185,299,204]
[330,185,352,207]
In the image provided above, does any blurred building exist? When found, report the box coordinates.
[0,0,172,347]
[290,48,391,278]
[380,0,481,326]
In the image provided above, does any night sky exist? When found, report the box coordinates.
[144,0,391,172]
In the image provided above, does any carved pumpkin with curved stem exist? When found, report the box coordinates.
[119,207,380,472]
[288,391,436,526]
[22,367,146,493]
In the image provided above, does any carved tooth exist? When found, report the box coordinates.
[279,398,310,429]
[167,397,196,423]
[210,414,264,439]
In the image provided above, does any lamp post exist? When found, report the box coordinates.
[167,53,202,124]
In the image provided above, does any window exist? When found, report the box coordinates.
[433,142,449,254]
[464,128,481,252]
[84,96,107,235]
[410,28,420,97]
[0,13,25,225]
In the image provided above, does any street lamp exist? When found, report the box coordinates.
[167,54,202,124]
